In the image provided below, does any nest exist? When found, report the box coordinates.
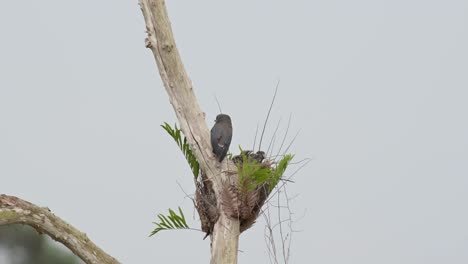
[223,150,273,232]
[195,150,277,237]
[195,171,219,239]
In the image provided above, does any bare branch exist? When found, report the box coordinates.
[0,194,120,264]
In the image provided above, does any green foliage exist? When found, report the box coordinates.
[236,147,294,192]
[237,149,272,191]
[161,122,200,179]
[269,154,294,192]
[149,207,189,237]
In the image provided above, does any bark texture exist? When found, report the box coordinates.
[0,194,120,264]
[139,1,240,263]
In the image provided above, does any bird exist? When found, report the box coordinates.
[211,114,233,162]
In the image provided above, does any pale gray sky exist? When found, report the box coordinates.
[1,1,468,263]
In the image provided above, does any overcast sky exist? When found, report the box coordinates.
[1,1,468,263]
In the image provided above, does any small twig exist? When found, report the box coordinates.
[274,113,292,159]
[283,188,293,263]
[281,129,301,159]
[277,190,287,263]
[258,80,280,151]
[263,204,279,264]
[176,180,194,200]
[214,94,223,114]
[252,122,260,151]
[265,158,310,206]
[266,118,282,157]
[288,157,312,165]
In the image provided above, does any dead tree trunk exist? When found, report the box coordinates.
[139,1,240,263]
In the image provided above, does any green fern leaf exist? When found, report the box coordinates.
[161,122,200,179]
[269,154,294,192]
[149,207,190,237]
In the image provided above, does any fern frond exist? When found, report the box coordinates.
[235,148,293,192]
[161,122,200,179]
[236,148,272,191]
[149,207,190,237]
[269,154,294,192]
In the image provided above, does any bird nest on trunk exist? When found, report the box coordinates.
[195,150,292,236]
[223,150,272,232]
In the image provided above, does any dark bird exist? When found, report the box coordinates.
[211,114,233,162]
